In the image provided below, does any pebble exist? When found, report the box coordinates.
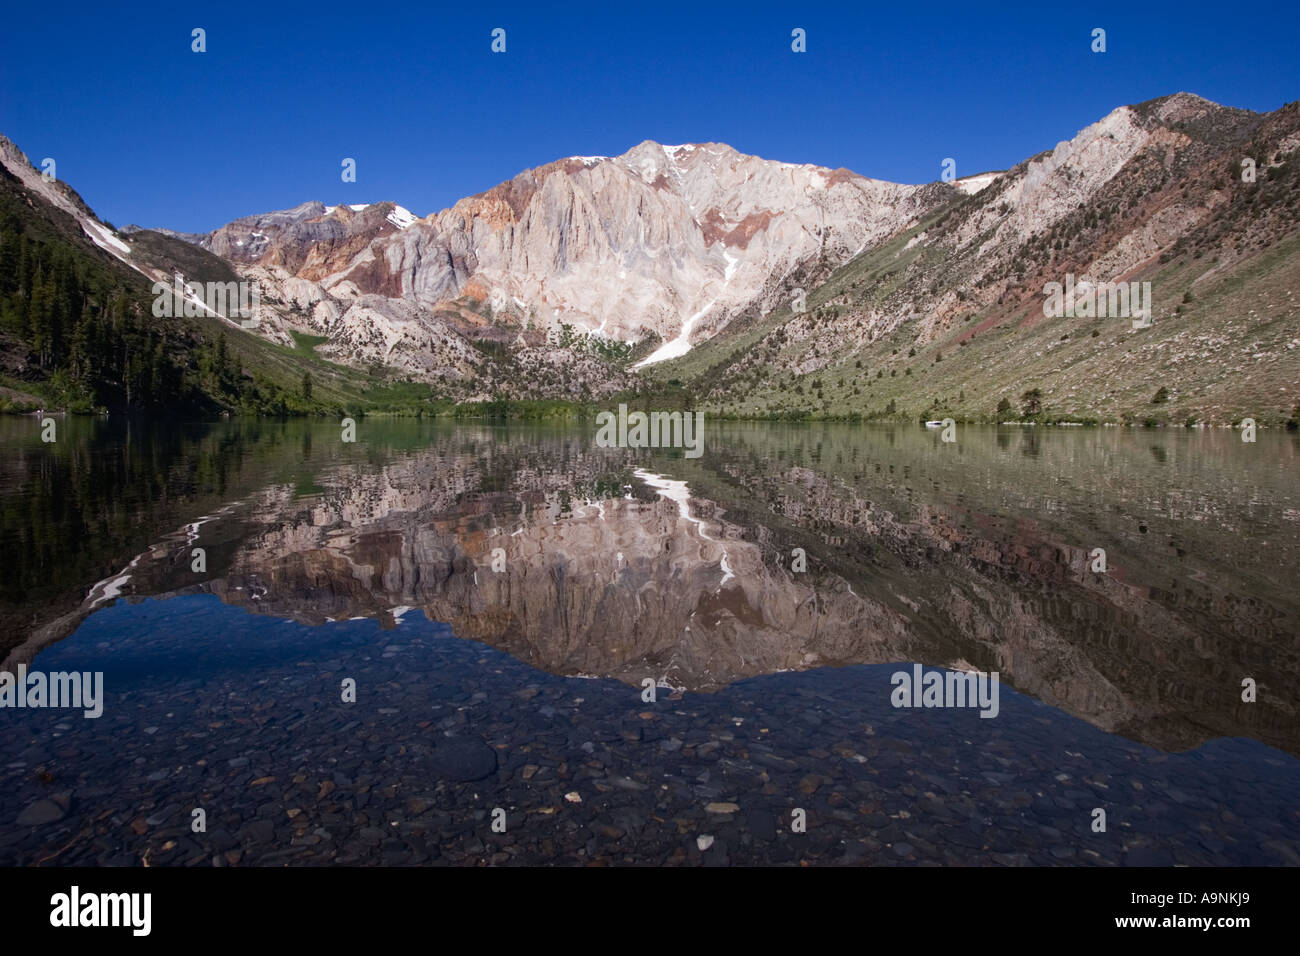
[428,737,498,782]
[16,799,65,826]
[1,600,1295,868]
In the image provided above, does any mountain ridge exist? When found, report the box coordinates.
[2,91,1297,421]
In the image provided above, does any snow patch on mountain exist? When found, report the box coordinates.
[953,172,1000,195]
[84,220,131,257]
[386,205,419,229]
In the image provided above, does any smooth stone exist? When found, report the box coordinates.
[753,752,799,772]
[17,799,66,826]
[428,737,498,782]
[241,820,275,843]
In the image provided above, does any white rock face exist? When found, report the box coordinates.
[396,142,939,354]
[956,106,1149,258]
[185,142,945,368]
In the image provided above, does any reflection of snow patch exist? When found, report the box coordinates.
[184,513,220,545]
[633,469,734,585]
[88,569,132,607]
[86,553,143,608]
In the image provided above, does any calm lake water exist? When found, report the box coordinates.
[1,417,1297,866]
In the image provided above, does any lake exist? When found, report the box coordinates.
[1,417,1297,865]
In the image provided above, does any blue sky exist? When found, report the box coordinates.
[2,1,1296,233]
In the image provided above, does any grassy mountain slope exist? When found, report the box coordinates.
[646,95,1300,426]
[0,159,485,416]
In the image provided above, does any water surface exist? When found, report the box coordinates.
[1,418,1296,865]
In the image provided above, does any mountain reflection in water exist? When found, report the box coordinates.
[2,418,1297,758]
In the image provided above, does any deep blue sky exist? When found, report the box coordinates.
[2,1,1296,233]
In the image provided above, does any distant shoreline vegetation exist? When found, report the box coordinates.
[4,397,1296,430]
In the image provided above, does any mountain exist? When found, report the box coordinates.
[141,142,956,391]
[0,135,451,414]
[5,91,1297,421]
[0,132,218,413]
[661,93,1300,426]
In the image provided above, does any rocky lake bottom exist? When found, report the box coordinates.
[3,595,1296,867]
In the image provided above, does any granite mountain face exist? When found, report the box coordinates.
[3,91,1297,417]
[133,140,956,388]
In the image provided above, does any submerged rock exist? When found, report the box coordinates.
[17,799,66,826]
[429,737,498,782]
